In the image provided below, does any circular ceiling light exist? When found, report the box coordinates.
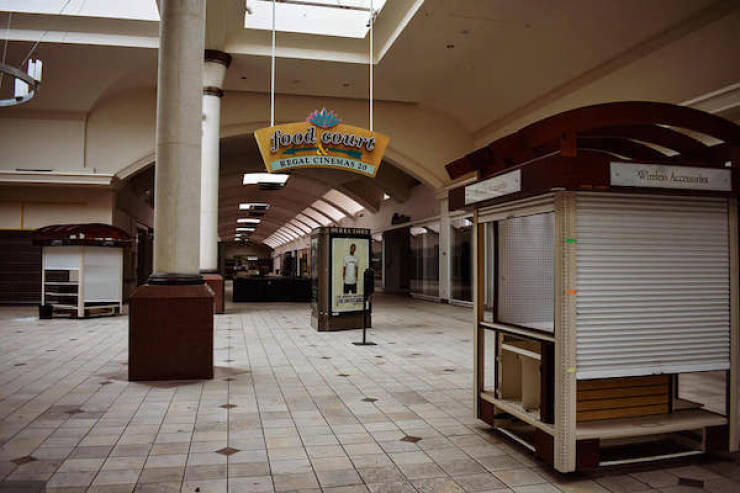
[0,60,42,107]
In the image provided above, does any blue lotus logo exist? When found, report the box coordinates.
[307,108,340,129]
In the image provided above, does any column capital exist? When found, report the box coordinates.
[204,49,232,67]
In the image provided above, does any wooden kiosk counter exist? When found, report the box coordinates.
[446,102,740,472]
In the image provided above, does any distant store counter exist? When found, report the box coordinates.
[232,274,310,302]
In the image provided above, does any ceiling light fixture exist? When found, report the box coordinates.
[239,202,270,211]
[243,173,289,190]
[237,218,261,224]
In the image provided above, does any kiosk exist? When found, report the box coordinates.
[311,227,371,331]
[446,102,740,471]
[34,223,129,318]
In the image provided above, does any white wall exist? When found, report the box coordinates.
[0,116,85,172]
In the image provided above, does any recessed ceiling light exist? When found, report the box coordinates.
[239,202,270,211]
[243,173,289,189]
[342,82,350,87]
[236,227,256,232]
[446,43,455,49]
[237,218,261,224]
[240,76,248,80]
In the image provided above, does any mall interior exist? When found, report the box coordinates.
[1,1,740,492]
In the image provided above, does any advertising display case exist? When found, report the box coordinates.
[446,102,740,472]
[311,226,371,331]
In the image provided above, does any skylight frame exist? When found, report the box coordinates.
[1,0,160,22]
[245,0,388,39]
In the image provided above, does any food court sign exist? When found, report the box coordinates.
[254,109,389,178]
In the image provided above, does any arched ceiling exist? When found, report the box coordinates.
[218,133,419,246]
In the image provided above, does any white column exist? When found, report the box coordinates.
[150,0,205,283]
[200,51,231,272]
[438,196,451,301]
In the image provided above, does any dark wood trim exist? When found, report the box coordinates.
[540,342,555,424]
[203,86,225,98]
[534,429,554,466]
[576,438,600,470]
[204,49,232,67]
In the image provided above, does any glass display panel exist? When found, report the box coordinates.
[497,213,554,331]
[409,222,439,297]
[451,216,473,302]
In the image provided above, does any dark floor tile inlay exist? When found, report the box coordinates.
[400,436,422,443]
[678,478,704,488]
[215,447,240,456]
[337,374,350,377]
[100,381,113,385]
[321,356,331,360]
[443,368,455,372]
[11,456,37,466]
[65,408,84,415]
[362,398,378,403]
[220,404,237,409]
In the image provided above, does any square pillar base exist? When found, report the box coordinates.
[129,284,214,381]
[203,274,225,314]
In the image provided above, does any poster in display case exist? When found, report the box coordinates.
[311,227,371,331]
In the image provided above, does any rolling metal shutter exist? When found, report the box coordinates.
[575,193,730,379]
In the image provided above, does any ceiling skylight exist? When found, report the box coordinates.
[236,227,256,232]
[323,189,364,215]
[289,220,312,234]
[245,0,387,39]
[302,207,333,226]
[295,213,320,229]
[237,218,261,224]
[2,0,160,21]
[312,199,345,221]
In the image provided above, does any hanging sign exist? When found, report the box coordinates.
[610,162,731,192]
[254,109,389,178]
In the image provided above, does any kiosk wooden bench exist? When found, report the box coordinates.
[447,102,740,472]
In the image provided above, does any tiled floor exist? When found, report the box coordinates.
[1,290,739,493]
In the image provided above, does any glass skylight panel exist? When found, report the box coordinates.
[312,199,345,221]
[245,0,387,39]
[295,213,320,229]
[243,173,289,185]
[283,224,305,237]
[236,227,256,232]
[2,0,160,21]
[289,220,312,234]
[323,190,364,215]
[237,218,261,224]
[302,207,333,226]
[282,231,300,242]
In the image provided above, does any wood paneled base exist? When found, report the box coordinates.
[128,284,214,381]
[202,274,224,314]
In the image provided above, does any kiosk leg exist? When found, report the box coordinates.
[353,299,376,346]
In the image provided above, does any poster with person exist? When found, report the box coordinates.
[331,236,369,313]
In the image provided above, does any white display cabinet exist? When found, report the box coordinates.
[41,245,123,317]
[35,223,129,318]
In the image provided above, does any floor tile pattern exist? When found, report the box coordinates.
[0,290,738,492]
